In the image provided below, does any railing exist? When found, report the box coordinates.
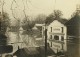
[49,39,64,44]
[49,32,65,35]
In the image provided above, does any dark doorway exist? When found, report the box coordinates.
[54,35,59,40]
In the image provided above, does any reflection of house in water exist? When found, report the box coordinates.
[66,5,80,57]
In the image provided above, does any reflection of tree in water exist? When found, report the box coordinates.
[20,31,36,47]
[7,32,19,43]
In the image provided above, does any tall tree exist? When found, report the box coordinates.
[46,10,63,24]
[0,12,10,34]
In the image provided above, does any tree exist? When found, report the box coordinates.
[35,14,46,24]
[53,10,63,19]
[0,12,10,34]
[22,16,35,30]
[46,10,63,24]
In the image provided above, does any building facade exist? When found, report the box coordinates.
[46,20,67,53]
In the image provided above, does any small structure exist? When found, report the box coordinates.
[32,24,45,47]
[32,24,44,39]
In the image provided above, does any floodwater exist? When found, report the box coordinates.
[6,31,36,53]
[7,32,35,45]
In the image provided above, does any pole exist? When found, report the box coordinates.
[45,21,47,57]
[17,20,20,48]
[45,29,47,57]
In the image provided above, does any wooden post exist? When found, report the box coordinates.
[45,29,47,57]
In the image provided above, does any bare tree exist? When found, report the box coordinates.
[35,14,46,24]
[0,0,10,34]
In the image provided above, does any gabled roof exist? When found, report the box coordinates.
[57,19,68,25]
[46,19,68,25]
[65,15,80,26]
[32,26,38,30]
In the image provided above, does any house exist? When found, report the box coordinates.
[66,16,80,57]
[65,13,80,57]
[65,5,80,57]
[32,24,44,40]
[42,19,68,53]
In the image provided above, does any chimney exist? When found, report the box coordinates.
[76,4,80,14]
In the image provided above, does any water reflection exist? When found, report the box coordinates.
[6,31,36,47]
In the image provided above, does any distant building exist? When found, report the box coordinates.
[32,24,45,47]
[32,24,44,38]
[43,19,68,53]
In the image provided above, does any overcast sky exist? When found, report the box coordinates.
[0,0,80,21]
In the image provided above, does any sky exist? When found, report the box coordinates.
[0,0,80,21]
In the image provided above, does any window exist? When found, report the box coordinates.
[50,35,52,47]
[54,35,59,40]
[51,42,52,47]
[61,27,63,33]
[61,36,64,41]
[50,35,52,39]
[51,27,52,32]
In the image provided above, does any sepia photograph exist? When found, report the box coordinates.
[0,0,80,57]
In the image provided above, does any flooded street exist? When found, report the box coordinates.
[0,0,80,56]
[6,31,36,53]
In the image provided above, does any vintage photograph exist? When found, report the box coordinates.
[0,0,80,57]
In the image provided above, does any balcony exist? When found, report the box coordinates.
[49,32,65,35]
